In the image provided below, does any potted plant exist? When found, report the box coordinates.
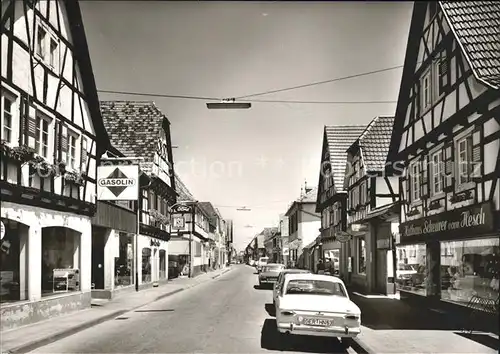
[64,170,86,186]
[28,155,57,177]
[0,142,36,163]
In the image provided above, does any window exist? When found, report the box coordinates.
[66,133,78,170]
[35,24,59,70]
[436,50,449,96]
[457,136,473,185]
[410,161,421,202]
[396,243,427,296]
[49,38,58,68]
[35,116,50,158]
[285,279,347,297]
[421,69,432,112]
[36,26,46,58]
[440,238,499,305]
[360,182,366,205]
[357,237,366,274]
[114,232,135,288]
[1,94,14,143]
[431,150,444,195]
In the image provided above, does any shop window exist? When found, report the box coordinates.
[440,238,499,306]
[142,248,151,283]
[41,227,80,296]
[357,237,366,274]
[159,249,166,279]
[114,232,134,288]
[396,244,427,296]
[0,219,28,303]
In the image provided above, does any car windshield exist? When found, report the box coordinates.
[264,265,284,272]
[285,279,346,297]
[398,264,415,271]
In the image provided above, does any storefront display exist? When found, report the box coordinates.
[114,232,134,287]
[357,237,366,274]
[440,237,499,305]
[396,243,427,296]
[0,219,27,303]
[41,227,80,296]
[142,247,152,283]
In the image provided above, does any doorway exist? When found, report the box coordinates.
[91,228,106,290]
[376,249,388,294]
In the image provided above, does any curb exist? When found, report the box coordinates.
[212,267,232,279]
[4,270,233,354]
[351,337,376,354]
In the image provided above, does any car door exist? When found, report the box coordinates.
[273,273,283,301]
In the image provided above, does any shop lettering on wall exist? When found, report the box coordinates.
[150,239,160,247]
[156,137,168,160]
[401,202,493,238]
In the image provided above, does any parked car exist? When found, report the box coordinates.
[274,273,361,348]
[273,269,310,305]
[256,256,269,273]
[258,263,285,287]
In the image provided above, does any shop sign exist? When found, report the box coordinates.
[150,239,160,247]
[97,165,139,201]
[171,204,192,214]
[400,202,494,239]
[334,231,352,243]
[171,216,186,230]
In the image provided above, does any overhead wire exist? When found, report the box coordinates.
[96,64,403,105]
[233,64,404,99]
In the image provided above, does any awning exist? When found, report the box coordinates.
[364,202,399,222]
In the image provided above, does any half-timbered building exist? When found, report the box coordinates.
[315,125,366,279]
[344,116,399,295]
[1,0,110,330]
[386,2,500,313]
[100,101,177,287]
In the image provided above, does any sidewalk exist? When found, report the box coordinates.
[0,266,233,354]
[349,291,499,353]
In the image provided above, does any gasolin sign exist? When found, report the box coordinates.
[97,165,139,201]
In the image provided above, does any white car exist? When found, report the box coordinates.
[273,269,310,305]
[274,273,361,348]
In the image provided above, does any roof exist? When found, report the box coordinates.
[323,125,367,192]
[285,186,320,216]
[197,202,218,225]
[440,1,500,89]
[357,116,394,172]
[100,101,170,161]
[281,269,311,274]
[174,174,196,202]
[64,2,110,152]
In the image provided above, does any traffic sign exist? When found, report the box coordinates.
[97,165,139,201]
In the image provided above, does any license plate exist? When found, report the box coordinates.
[302,318,334,327]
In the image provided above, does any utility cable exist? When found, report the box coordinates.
[233,64,404,99]
[96,64,403,105]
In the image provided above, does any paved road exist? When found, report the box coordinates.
[30,265,353,353]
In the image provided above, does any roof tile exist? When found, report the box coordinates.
[325,125,367,192]
[441,1,500,88]
[100,101,169,161]
[358,116,395,172]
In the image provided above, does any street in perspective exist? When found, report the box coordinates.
[1,1,499,353]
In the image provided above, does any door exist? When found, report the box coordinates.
[91,232,105,289]
[376,249,387,295]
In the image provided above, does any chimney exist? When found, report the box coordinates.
[305,180,312,194]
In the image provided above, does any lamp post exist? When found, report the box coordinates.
[169,200,198,278]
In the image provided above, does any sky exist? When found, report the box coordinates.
[80,1,413,251]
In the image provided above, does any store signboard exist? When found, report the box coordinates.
[400,202,494,240]
[97,165,139,201]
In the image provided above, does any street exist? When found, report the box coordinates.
[30,266,352,354]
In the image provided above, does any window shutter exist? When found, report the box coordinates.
[444,142,454,188]
[61,123,68,163]
[405,174,411,203]
[421,157,428,198]
[471,128,481,178]
[54,121,61,162]
[19,97,27,144]
[80,137,88,172]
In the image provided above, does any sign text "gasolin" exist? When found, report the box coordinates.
[98,178,136,187]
